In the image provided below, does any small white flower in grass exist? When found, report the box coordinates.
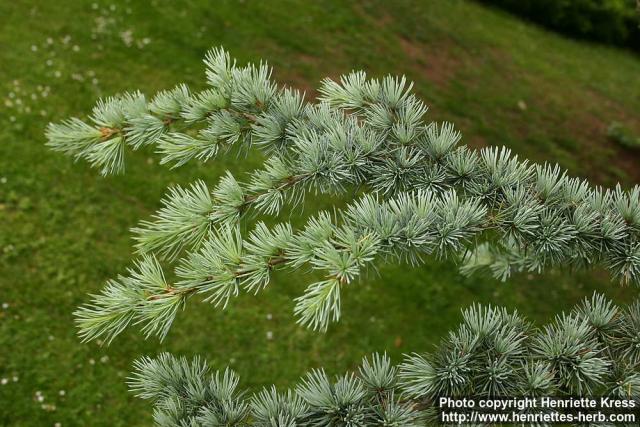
[92,78,99,85]
[25,106,31,114]
[92,3,98,9]
[62,35,71,45]
[229,357,236,364]
[31,93,37,100]
[12,376,18,382]
[35,391,44,402]
[89,358,95,365]
[31,45,38,52]
[46,37,53,45]
[54,71,61,78]
[266,330,273,340]
[100,355,109,363]
[40,110,47,117]
[4,99,12,108]
[1,378,8,385]
[15,98,22,105]
[266,313,273,320]
[120,30,133,47]
[41,403,56,411]
[1,302,8,309]
[72,45,80,52]
[55,423,62,427]
[58,390,65,396]
[9,116,16,122]
[8,92,15,98]
[41,92,48,98]
[46,59,53,67]
[48,335,54,341]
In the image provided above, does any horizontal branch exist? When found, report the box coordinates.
[129,294,640,425]
[75,183,640,342]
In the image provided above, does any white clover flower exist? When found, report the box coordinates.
[41,403,56,411]
[120,30,133,47]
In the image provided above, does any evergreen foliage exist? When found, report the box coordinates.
[45,47,640,425]
[129,294,640,426]
[46,47,640,342]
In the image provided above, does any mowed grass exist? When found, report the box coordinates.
[1,0,639,425]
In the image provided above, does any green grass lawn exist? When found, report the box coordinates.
[1,0,639,425]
